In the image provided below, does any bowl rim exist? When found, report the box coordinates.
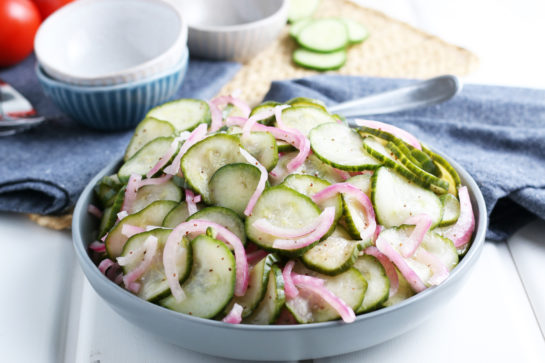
[35,47,189,93]
[185,0,289,33]
[72,146,488,331]
[34,0,188,83]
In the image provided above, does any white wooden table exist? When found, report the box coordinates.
[2,1,544,362]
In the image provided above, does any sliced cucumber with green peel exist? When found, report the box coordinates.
[162,202,190,228]
[342,192,373,242]
[387,141,450,194]
[237,132,278,171]
[245,186,322,254]
[243,265,285,324]
[224,254,277,318]
[394,140,440,177]
[98,186,125,237]
[293,48,347,71]
[249,101,281,126]
[120,229,191,301]
[146,99,211,132]
[277,140,296,152]
[290,18,313,37]
[279,106,337,138]
[271,152,347,185]
[340,18,369,44]
[286,266,366,323]
[130,180,182,214]
[94,174,123,208]
[180,134,245,203]
[118,137,175,182]
[371,167,443,228]
[310,122,381,171]
[160,235,236,318]
[124,117,175,161]
[286,97,328,112]
[301,226,359,275]
[354,255,390,313]
[422,145,461,196]
[209,163,262,216]
[106,200,178,258]
[383,269,414,307]
[282,174,343,237]
[378,226,458,286]
[187,206,246,246]
[345,173,372,196]
[439,193,460,226]
[288,0,320,22]
[296,18,348,53]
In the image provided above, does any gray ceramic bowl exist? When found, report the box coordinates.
[72,151,487,361]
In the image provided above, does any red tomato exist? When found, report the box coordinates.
[32,0,73,20]
[0,0,41,67]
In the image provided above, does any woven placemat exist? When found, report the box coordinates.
[219,0,479,106]
[29,0,478,230]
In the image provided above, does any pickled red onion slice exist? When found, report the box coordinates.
[272,207,335,250]
[121,224,145,238]
[185,189,201,216]
[364,245,399,297]
[122,174,142,212]
[119,236,158,287]
[413,249,449,285]
[312,183,376,241]
[87,204,103,218]
[282,260,298,299]
[239,148,268,216]
[222,303,243,324]
[89,241,106,253]
[164,125,207,175]
[253,212,323,238]
[441,186,475,248]
[400,214,433,258]
[355,119,421,150]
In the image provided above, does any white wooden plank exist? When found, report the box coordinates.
[317,242,545,363]
[507,220,545,337]
[0,213,75,363]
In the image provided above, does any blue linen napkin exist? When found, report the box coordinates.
[264,75,545,241]
[0,54,240,215]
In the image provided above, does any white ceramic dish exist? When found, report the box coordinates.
[72,150,487,361]
[34,0,187,86]
[179,0,288,62]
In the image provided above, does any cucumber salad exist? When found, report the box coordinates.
[88,95,475,325]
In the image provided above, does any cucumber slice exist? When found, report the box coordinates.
[180,134,246,203]
[94,174,123,208]
[162,202,190,228]
[270,152,347,185]
[342,191,374,243]
[249,101,281,126]
[286,97,328,112]
[225,254,276,319]
[296,18,348,53]
[422,145,461,196]
[378,227,459,287]
[279,106,337,138]
[310,122,381,171]
[209,163,262,216]
[245,186,322,255]
[354,255,390,313]
[98,186,125,237]
[277,140,296,152]
[187,206,246,246]
[383,269,414,307]
[439,193,460,226]
[286,266,366,323]
[237,132,278,171]
[340,18,369,44]
[301,226,359,275]
[106,200,178,258]
[288,0,320,22]
[394,140,441,177]
[130,180,182,214]
[124,117,175,161]
[243,264,285,324]
[293,48,347,71]
[282,174,343,237]
[290,18,313,38]
[345,173,372,196]
[146,99,211,132]
[371,167,443,228]
[118,137,175,182]
[387,141,450,194]
[120,229,191,301]
[160,235,236,318]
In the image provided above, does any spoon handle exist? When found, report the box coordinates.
[328,75,462,123]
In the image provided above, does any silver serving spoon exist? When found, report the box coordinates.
[328,75,462,126]
[0,80,46,136]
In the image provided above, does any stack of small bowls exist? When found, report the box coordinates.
[34,0,188,131]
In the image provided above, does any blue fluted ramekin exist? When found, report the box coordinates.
[36,47,189,131]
